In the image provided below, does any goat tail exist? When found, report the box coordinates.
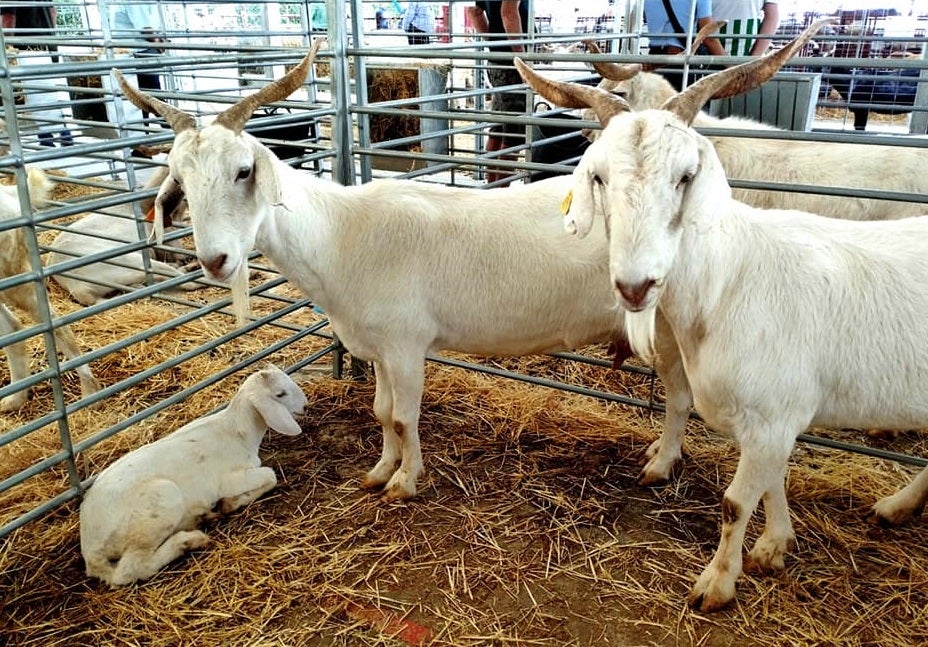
[231,260,252,328]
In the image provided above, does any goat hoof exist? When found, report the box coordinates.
[1,393,28,412]
[359,475,387,491]
[637,470,670,487]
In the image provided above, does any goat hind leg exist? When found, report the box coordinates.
[0,303,31,411]
[110,530,209,586]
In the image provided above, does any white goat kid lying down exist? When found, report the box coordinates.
[518,23,928,612]
[48,166,202,306]
[0,169,100,411]
[80,365,308,587]
[583,38,928,221]
[111,41,687,500]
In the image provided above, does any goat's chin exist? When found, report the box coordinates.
[230,261,252,327]
[624,308,657,364]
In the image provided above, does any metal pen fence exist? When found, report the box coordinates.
[0,0,927,539]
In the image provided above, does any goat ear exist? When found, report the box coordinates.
[252,395,302,436]
[564,167,598,239]
[152,175,183,243]
[254,147,282,207]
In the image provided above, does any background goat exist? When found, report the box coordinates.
[111,40,703,499]
[518,22,928,612]
[0,168,100,410]
[47,166,202,306]
[80,365,307,587]
[581,43,928,221]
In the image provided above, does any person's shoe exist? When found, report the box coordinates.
[38,132,54,147]
[59,129,74,146]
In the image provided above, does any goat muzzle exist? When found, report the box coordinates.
[616,278,656,311]
[199,253,229,279]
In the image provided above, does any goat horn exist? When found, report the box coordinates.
[216,38,325,133]
[585,20,726,81]
[584,40,642,81]
[112,69,196,133]
[663,18,833,125]
[514,57,630,127]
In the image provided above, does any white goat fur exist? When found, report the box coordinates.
[589,71,928,221]
[0,169,100,410]
[48,167,202,306]
[567,104,928,612]
[80,365,308,586]
[155,122,660,500]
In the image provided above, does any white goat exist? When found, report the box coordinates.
[47,166,202,306]
[519,26,928,611]
[582,43,928,221]
[80,365,308,587]
[111,41,694,500]
[0,169,100,410]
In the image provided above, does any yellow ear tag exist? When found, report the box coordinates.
[560,190,573,215]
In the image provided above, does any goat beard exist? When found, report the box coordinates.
[230,261,252,328]
[624,307,657,364]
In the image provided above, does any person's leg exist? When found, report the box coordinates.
[485,67,527,186]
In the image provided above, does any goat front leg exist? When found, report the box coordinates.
[640,324,690,485]
[746,469,795,571]
[364,353,425,501]
[361,360,403,491]
[0,303,31,411]
[870,464,928,526]
[216,466,278,514]
[688,430,795,612]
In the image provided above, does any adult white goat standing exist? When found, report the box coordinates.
[112,40,682,500]
[47,166,203,306]
[516,22,928,612]
[582,40,928,221]
[80,365,308,587]
[0,169,100,410]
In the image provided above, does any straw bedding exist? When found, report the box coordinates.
[1,181,927,646]
[2,306,927,645]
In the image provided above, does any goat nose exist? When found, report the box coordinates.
[199,253,228,277]
[616,278,656,310]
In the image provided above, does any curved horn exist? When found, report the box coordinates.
[584,40,642,81]
[215,38,325,133]
[112,69,196,133]
[514,57,630,127]
[662,18,833,125]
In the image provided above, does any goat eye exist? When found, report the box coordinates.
[677,173,692,190]
[171,175,182,188]
[236,166,253,181]
[592,174,605,186]
[275,390,287,398]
